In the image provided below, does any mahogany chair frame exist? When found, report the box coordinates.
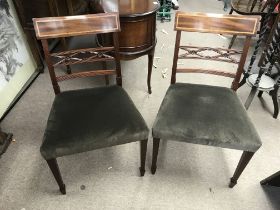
[33,13,123,94]
[170,12,260,90]
[151,12,260,188]
[33,13,148,194]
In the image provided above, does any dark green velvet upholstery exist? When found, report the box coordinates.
[41,85,149,160]
[152,83,262,152]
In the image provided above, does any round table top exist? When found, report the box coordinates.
[99,0,160,17]
[247,73,275,91]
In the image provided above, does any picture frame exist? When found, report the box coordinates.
[0,0,41,121]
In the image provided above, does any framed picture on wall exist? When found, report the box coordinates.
[0,0,40,120]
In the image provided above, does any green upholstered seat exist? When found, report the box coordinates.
[41,85,149,160]
[152,83,262,152]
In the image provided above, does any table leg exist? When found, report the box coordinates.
[147,48,155,94]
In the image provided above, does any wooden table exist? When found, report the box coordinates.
[92,0,160,94]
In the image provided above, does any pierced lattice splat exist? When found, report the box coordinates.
[51,47,115,67]
[33,13,122,95]
[178,46,242,64]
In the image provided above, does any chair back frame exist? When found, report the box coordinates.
[33,13,121,94]
[171,12,260,91]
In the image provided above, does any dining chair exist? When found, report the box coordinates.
[151,12,262,188]
[244,14,280,118]
[33,13,149,194]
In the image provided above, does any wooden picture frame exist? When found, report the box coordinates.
[0,0,42,121]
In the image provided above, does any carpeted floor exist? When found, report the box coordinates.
[1,0,280,209]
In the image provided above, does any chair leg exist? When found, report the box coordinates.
[228,35,237,49]
[258,91,263,97]
[139,139,148,176]
[46,159,66,194]
[151,138,160,174]
[244,87,258,110]
[271,90,279,119]
[147,48,155,94]
[229,151,254,188]
[272,92,279,119]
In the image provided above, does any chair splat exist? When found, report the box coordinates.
[178,46,242,64]
[50,47,116,67]
[33,13,122,95]
[171,12,260,90]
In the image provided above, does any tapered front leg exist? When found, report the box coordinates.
[229,151,254,188]
[139,139,148,176]
[46,159,66,194]
[151,138,160,174]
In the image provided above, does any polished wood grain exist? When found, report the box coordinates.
[92,0,160,94]
[33,13,120,39]
[175,12,260,35]
[13,0,90,70]
[94,0,159,55]
[171,12,259,91]
[98,0,160,17]
[36,13,122,94]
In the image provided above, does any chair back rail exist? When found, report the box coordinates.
[33,13,121,94]
[56,70,117,82]
[171,12,260,91]
[174,12,260,35]
[33,13,121,39]
[177,68,236,78]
